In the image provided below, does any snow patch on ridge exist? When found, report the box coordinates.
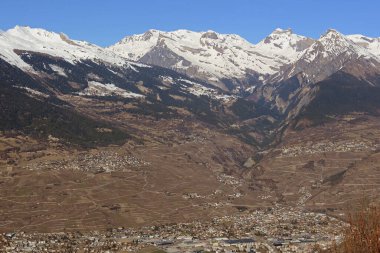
[78,81,145,98]
[178,78,235,102]
[49,64,67,77]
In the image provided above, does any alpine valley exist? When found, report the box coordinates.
[1,25,380,252]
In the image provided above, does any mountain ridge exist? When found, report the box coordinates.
[2,25,380,93]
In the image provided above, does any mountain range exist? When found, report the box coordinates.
[1,25,380,230]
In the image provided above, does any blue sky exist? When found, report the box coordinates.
[1,0,379,46]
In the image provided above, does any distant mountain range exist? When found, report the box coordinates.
[109,28,380,90]
[2,26,380,91]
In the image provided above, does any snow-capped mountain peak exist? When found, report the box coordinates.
[7,25,70,42]
[308,29,374,60]
[272,28,293,35]
[255,28,314,59]
[318,29,352,50]
[270,29,380,84]
[322,28,341,36]
[0,26,138,71]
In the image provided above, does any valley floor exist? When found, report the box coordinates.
[1,114,379,252]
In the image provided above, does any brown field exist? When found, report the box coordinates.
[0,126,257,233]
